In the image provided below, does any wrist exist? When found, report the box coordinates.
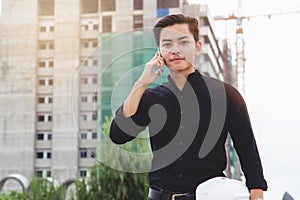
[250,188,264,200]
[135,79,149,87]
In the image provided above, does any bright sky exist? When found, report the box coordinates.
[188,0,300,199]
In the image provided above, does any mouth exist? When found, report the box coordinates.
[169,57,185,62]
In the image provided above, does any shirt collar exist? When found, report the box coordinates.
[167,69,202,84]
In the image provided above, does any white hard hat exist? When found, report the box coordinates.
[196,177,250,200]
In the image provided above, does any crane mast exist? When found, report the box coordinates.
[235,0,245,95]
[214,2,300,95]
[213,0,300,180]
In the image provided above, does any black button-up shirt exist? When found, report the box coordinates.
[110,70,267,193]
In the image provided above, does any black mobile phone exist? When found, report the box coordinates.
[157,48,164,74]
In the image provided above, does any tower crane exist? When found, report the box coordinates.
[214,0,300,95]
[214,1,300,179]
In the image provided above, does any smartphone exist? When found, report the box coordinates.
[157,48,164,74]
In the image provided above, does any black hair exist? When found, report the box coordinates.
[153,14,199,46]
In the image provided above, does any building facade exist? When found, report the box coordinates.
[0,0,239,190]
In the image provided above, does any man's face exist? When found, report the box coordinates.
[159,23,202,73]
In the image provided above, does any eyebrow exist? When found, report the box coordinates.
[161,36,189,43]
[178,36,189,40]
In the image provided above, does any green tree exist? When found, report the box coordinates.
[0,177,66,200]
[26,177,66,200]
[0,191,26,200]
[72,116,151,199]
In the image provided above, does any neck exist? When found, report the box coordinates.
[169,67,195,91]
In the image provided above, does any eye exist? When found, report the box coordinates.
[180,40,190,45]
[162,43,172,48]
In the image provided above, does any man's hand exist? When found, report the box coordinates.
[137,51,164,85]
[122,52,164,117]
[250,189,264,200]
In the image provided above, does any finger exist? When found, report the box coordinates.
[150,52,160,61]
[154,61,163,69]
[153,55,163,64]
[150,57,162,68]
[157,57,164,66]
[155,67,163,76]
[156,51,160,57]
[154,61,163,71]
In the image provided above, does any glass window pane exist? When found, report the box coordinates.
[39,61,46,68]
[36,152,43,158]
[47,152,52,159]
[80,132,87,139]
[49,43,54,49]
[40,26,46,32]
[39,79,46,85]
[134,0,143,10]
[49,26,54,32]
[46,171,51,177]
[101,0,115,11]
[92,112,97,120]
[79,170,87,177]
[81,0,98,14]
[38,97,45,103]
[39,0,54,16]
[102,16,112,33]
[37,133,44,140]
[133,15,143,29]
[157,0,179,8]
[36,171,43,177]
[38,115,45,122]
[39,43,47,50]
[49,61,54,67]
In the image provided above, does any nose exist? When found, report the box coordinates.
[171,44,180,54]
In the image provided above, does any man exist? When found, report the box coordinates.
[109,14,267,200]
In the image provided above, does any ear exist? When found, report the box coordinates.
[195,40,202,55]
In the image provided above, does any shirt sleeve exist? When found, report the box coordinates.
[227,86,268,191]
[109,90,151,144]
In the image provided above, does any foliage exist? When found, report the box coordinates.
[98,116,152,172]
[0,177,66,200]
[0,191,26,200]
[26,177,66,200]
[86,163,149,200]
[70,163,149,200]
[72,178,89,200]
[71,116,151,199]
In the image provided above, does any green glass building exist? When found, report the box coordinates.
[98,29,168,124]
